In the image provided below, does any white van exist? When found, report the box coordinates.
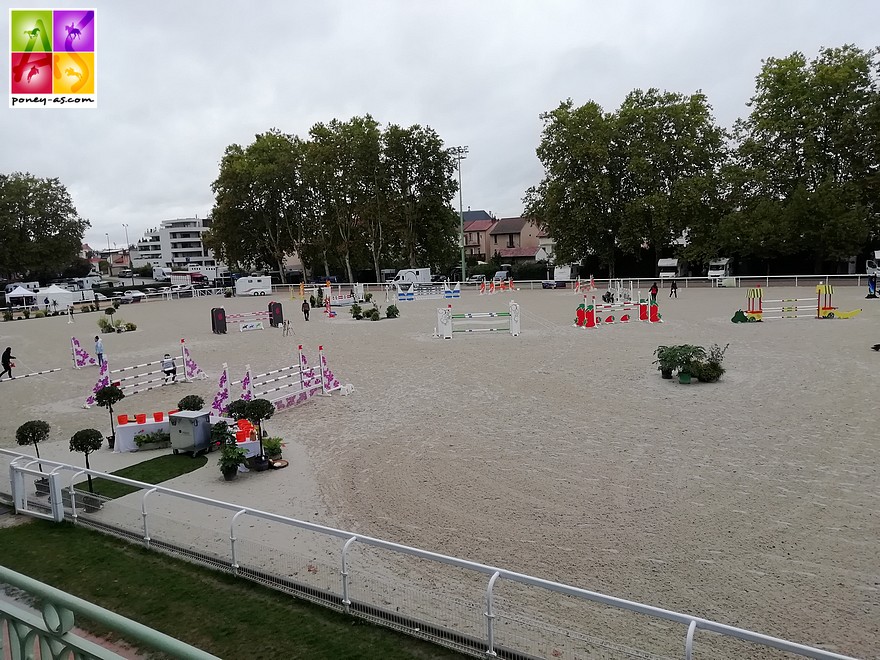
[708,258,732,279]
[867,251,880,276]
[657,259,680,279]
[153,267,173,282]
[235,276,272,296]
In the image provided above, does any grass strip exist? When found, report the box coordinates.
[75,453,207,499]
[0,520,466,659]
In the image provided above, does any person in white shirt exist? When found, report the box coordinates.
[94,336,104,366]
[161,353,177,384]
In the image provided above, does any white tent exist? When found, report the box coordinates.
[37,284,81,309]
[6,286,36,301]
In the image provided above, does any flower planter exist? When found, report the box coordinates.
[222,468,238,481]
[135,440,171,452]
[678,372,692,384]
[249,456,270,472]
[660,369,673,380]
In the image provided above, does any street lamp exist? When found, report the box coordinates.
[122,223,134,286]
[449,146,468,282]
[105,233,112,277]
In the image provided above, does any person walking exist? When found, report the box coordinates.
[301,300,310,321]
[649,282,659,304]
[669,281,678,298]
[94,335,105,366]
[0,347,16,381]
[67,305,74,324]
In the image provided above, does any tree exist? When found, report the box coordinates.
[525,99,625,275]
[94,385,125,448]
[732,45,879,270]
[177,395,204,411]
[69,429,103,493]
[208,130,302,282]
[16,420,50,471]
[0,172,90,280]
[226,398,275,459]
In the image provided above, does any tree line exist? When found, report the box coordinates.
[205,117,460,283]
[525,45,880,275]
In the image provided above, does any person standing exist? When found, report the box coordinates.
[0,347,16,380]
[301,300,310,321]
[43,297,49,312]
[67,305,74,324]
[649,282,659,303]
[94,335,105,366]
[669,281,678,298]
[161,353,177,384]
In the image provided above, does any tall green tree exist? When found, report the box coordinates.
[207,130,302,282]
[524,99,629,276]
[0,173,89,280]
[731,45,879,270]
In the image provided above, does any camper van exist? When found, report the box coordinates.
[235,276,272,296]
[657,259,681,279]
[393,268,432,284]
[708,258,732,279]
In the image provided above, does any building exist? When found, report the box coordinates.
[488,216,548,264]
[130,217,222,277]
[462,209,496,262]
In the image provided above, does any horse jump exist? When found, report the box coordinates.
[479,279,515,295]
[436,300,521,339]
[211,345,345,414]
[575,295,661,328]
[84,339,206,407]
[731,285,862,322]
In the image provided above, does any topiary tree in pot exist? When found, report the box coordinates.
[177,394,205,411]
[16,420,50,471]
[225,398,275,472]
[69,428,103,493]
[95,384,125,449]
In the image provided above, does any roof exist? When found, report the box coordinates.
[489,217,527,235]
[497,246,542,259]
[461,210,492,223]
[464,219,495,232]
[658,259,679,267]
[537,228,552,238]
[6,286,36,298]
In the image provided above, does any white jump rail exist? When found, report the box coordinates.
[0,449,858,660]
[436,300,521,339]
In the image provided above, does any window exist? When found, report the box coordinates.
[507,235,515,248]
[493,235,497,245]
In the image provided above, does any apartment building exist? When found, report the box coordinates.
[131,217,223,277]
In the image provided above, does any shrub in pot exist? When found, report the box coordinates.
[177,394,205,411]
[218,441,247,481]
[263,437,283,460]
[95,385,125,449]
[69,429,103,493]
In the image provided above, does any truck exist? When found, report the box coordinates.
[657,259,682,279]
[235,275,272,296]
[153,267,173,282]
[392,268,432,284]
[707,258,732,279]
[170,271,208,287]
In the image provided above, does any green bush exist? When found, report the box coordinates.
[2,311,12,322]
[34,310,45,318]
[309,295,317,308]
[369,308,380,321]
[177,395,204,411]
[22,309,30,319]
[350,303,363,320]
[97,317,113,333]
[385,304,400,319]
[125,322,137,331]
[364,292,373,302]
[693,361,725,383]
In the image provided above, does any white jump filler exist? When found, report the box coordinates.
[436,300,521,339]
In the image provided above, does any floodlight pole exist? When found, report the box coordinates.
[450,146,468,281]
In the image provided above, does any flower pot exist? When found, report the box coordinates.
[135,414,147,424]
[117,414,129,425]
[266,452,282,461]
[153,412,164,422]
[251,456,270,472]
[107,435,115,449]
[660,369,673,380]
[222,468,238,481]
[678,372,692,384]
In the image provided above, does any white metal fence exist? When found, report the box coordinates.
[0,450,858,660]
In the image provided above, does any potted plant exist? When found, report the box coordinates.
[653,346,676,379]
[385,304,399,319]
[134,430,172,451]
[675,345,706,384]
[263,437,283,461]
[218,440,247,481]
[177,394,205,411]
[17,420,50,494]
[694,343,729,383]
[350,303,363,320]
[69,428,103,493]
[211,420,233,451]
[226,398,275,472]
[94,384,125,449]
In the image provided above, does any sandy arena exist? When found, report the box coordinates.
[0,284,877,658]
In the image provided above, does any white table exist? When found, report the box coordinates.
[115,419,170,453]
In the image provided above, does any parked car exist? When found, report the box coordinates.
[117,269,134,278]
[431,274,449,283]
[123,290,145,303]
[466,274,486,286]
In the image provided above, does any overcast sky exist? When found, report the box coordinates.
[3,0,878,249]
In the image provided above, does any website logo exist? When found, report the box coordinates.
[9,8,96,108]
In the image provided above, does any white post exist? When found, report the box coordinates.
[180,340,189,383]
[509,300,521,337]
[438,305,453,340]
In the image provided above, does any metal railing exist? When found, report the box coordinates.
[0,450,858,660]
[0,565,219,659]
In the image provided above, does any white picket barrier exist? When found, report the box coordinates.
[396,282,448,302]
[84,339,206,407]
[436,300,521,339]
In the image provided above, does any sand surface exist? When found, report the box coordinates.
[0,285,877,658]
